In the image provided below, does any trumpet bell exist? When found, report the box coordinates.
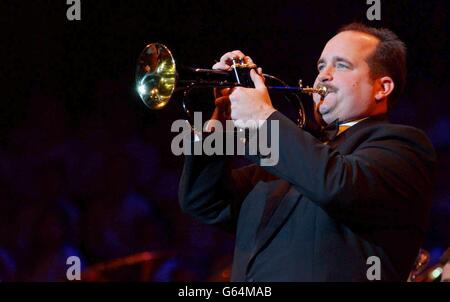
[136,43,176,110]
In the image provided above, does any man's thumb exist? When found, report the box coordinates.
[250,69,266,90]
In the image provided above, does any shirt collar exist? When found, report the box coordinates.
[337,117,369,136]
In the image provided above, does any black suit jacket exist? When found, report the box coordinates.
[178,111,436,281]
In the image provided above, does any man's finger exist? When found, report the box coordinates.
[220,51,246,65]
[212,62,231,70]
[214,87,233,99]
[214,96,231,109]
[250,69,266,90]
[220,52,241,64]
[230,50,245,59]
[257,67,265,83]
[257,67,263,75]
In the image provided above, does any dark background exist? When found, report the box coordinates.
[1,0,449,281]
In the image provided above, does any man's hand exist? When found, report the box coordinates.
[230,69,276,129]
[206,50,276,131]
[205,51,244,131]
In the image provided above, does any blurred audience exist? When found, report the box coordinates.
[0,79,448,281]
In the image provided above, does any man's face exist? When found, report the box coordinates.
[313,31,380,125]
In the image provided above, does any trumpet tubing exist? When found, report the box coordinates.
[135,43,327,129]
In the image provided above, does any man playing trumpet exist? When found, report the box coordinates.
[179,23,436,281]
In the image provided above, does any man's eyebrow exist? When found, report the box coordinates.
[334,56,354,67]
[317,57,354,68]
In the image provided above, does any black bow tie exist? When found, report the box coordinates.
[319,119,340,142]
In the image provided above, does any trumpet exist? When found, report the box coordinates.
[135,43,327,127]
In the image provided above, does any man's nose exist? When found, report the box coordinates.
[318,66,333,82]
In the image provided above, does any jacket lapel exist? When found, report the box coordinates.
[247,180,301,269]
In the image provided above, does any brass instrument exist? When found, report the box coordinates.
[135,43,327,127]
[408,247,450,282]
[408,249,430,281]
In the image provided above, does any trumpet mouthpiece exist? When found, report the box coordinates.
[301,85,328,97]
[315,85,328,97]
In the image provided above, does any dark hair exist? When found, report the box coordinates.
[338,23,407,105]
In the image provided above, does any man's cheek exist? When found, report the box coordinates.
[323,93,337,106]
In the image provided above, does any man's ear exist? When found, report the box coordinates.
[375,76,394,102]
